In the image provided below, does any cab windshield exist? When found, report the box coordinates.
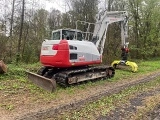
[62,30,83,41]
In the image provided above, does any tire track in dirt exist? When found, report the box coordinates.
[16,71,160,120]
[97,87,160,120]
[146,105,160,120]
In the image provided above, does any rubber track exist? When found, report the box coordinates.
[54,65,115,86]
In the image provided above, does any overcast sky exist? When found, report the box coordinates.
[43,0,106,13]
[42,0,66,12]
[0,0,106,19]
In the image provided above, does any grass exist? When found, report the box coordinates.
[54,77,160,120]
[0,103,14,111]
[1,59,160,94]
[132,94,160,120]
[0,58,160,112]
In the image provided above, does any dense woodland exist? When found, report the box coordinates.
[0,0,160,64]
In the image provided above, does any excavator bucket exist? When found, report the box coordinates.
[111,60,138,72]
[0,60,7,74]
[26,71,56,92]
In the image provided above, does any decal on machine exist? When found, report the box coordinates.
[78,55,85,61]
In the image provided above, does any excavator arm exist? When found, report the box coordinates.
[92,11,128,55]
[92,10,138,72]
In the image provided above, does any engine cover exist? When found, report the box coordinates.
[40,39,101,67]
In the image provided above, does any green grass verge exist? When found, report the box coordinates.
[0,59,160,104]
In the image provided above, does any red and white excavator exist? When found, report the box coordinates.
[27,10,138,92]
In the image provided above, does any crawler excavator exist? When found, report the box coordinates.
[27,10,138,92]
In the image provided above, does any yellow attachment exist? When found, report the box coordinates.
[111,60,138,72]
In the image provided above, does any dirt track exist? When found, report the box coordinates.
[97,85,160,120]
[12,70,160,120]
[146,105,160,120]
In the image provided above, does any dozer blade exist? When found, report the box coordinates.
[26,71,56,92]
[111,60,138,72]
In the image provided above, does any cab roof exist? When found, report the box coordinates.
[52,28,83,33]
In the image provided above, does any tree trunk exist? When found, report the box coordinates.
[16,0,25,64]
[9,0,15,61]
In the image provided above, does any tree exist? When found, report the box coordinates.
[0,24,8,60]
[48,9,62,31]
[128,0,160,59]
[9,0,15,61]
[61,0,98,30]
[21,9,49,63]
[16,0,25,63]
[1,0,160,64]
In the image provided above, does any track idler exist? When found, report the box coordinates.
[111,60,138,72]
[26,71,56,92]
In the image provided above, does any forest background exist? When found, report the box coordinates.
[0,0,160,64]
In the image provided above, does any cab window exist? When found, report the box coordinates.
[77,32,83,41]
[62,30,83,41]
[52,31,60,40]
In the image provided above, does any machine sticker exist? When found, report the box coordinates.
[42,46,49,50]
[78,55,85,61]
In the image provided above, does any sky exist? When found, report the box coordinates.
[0,0,65,19]
[0,0,106,19]
[39,0,69,12]
[42,0,69,13]
[43,0,106,13]
[0,0,106,34]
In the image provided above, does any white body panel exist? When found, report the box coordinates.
[68,40,101,62]
[41,39,101,63]
[41,40,59,56]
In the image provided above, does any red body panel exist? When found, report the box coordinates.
[40,40,101,68]
[40,40,70,67]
